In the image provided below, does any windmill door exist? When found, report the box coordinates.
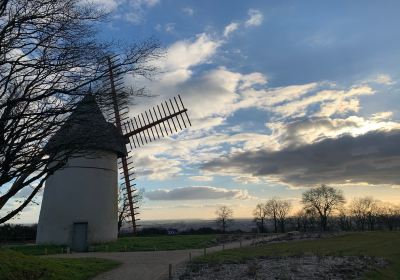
[72,222,88,252]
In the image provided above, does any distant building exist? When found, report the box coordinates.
[167,229,178,235]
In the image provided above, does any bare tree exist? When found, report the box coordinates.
[118,188,144,234]
[294,208,319,232]
[276,200,292,233]
[265,198,279,233]
[379,203,400,231]
[301,185,346,231]
[0,0,161,223]
[349,197,380,231]
[215,205,233,233]
[253,203,267,233]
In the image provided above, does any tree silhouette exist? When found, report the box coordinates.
[215,205,233,233]
[253,203,267,233]
[301,185,345,231]
[265,198,279,233]
[0,0,161,223]
[276,200,292,233]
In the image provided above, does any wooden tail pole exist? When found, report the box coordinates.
[107,57,138,235]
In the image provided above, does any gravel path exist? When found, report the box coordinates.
[48,236,271,280]
[175,256,387,280]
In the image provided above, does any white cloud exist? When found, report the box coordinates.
[134,154,181,180]
[145,186,251,200]
[272,86,374,118]
[96,0,160,24]
[245,9,263,27]
[374,74,394,85]
[130,0,160,8]
[87,0,119,11]
[182,7,194,16]
[165,23,175,33]
[156,33,222,85]
[190,176,213,182]
[223,22,239,37]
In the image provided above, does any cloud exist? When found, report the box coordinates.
[245,9,263,27]
[134,154,182,180]
[182,7,194,16]
[223,22,239,37]
[374,74,395,85]
[88,0,119,11]
[267,114,400,148]
[145,186,251,200]
[271,86,374,118]
[190,176,213,182]
[165,23,175,33]
[155,33,222,85]
[203,129,400,187]
[97,0,160,24]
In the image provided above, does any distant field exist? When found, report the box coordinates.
[0,249,119,280]
[8,234,217,255]
[196,231,400,279]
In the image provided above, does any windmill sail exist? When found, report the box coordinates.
[106,57,191,234]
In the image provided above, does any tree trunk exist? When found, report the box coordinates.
[321,216,327,231]
[261,218,264,233]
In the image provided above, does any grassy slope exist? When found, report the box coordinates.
[197,231,400,279]
[8,235,216,255]
[0,249,120,280]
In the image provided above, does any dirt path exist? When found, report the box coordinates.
[49,236,271,280]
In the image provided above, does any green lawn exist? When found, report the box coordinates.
[0,249,120,280]
[196,231,400,279]
[8,234,216,255]
[93,234,216,252]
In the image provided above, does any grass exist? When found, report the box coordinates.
[92,234,216,252]
[0,249,120,280]
[196,231,400,279]
[7,244,68,256]
[7,234,216,255]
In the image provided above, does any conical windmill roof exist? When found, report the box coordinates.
[45,95,127,157]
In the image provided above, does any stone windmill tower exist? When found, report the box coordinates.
[36,58,190,251]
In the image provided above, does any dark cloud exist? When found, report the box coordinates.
[202,129,400,186]
[145,186,250,200]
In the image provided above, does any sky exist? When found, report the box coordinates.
[9,0,400,223]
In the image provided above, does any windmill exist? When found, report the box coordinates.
[36,57,190,250]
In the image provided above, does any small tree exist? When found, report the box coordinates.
[276,200,292,232]
[253,203,267,233]
[265,198,279,233]
[301,185,345,231]
[215,205,233,233]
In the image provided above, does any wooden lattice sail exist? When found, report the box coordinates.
[106,57,191,234]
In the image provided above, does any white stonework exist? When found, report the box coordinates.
[36,150,118,245]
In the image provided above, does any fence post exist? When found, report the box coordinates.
[189,252,192,262]
[203,247,206,256]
